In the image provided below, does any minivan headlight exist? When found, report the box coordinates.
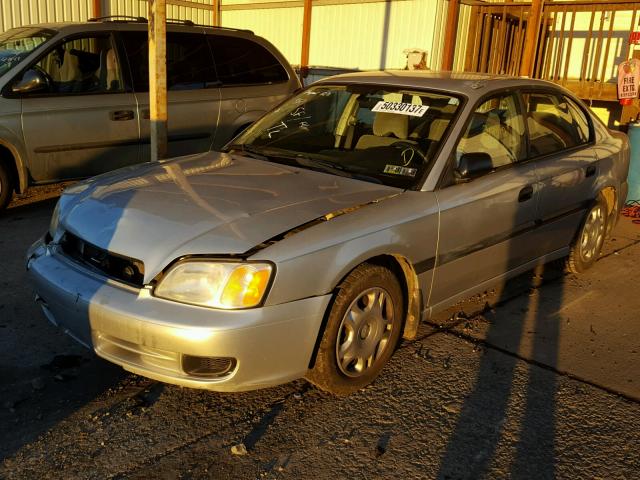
[154,261,273,309]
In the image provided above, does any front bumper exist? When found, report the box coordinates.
[26,239,331,392]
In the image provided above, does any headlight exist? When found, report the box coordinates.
[49,200,61,238]
[154,261,273,309]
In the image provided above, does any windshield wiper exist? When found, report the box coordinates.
[225,143,268,161]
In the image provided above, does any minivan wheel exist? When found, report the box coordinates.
[306,264,404,395]
[566,199,607,273]
[0,162,13,211]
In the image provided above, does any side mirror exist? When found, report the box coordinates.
[12,69,49,94]
[455,152,494,181]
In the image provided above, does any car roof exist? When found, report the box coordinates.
[316,70,561,99]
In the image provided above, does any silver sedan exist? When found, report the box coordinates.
[26,72,630,394]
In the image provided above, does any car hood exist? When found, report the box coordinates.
[58,151,399,282]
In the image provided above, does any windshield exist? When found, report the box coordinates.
[229,84,462,189]
[0,27,54,78]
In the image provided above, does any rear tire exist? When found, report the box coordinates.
[306,264,404,395]
[566,198,607,273]
[0,162,14,211]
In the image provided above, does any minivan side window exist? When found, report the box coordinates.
[456,93,526,169]
[207,35,288,86]
[523,92,591,157]
[34,34,123,94]
[121,31,217,91]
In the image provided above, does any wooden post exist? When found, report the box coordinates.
[148,0,168,161]
[441,0,460,71]
[300,0,312,77]
[92,0,101,18]
[519,0,543,77]
[213,0,220,27]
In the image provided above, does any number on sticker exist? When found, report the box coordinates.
[372,101,429,117]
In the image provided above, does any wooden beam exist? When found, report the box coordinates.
[92,0,101,18]
[213,0,219,26]
[221,0,411,11]
[148,0,168,161]
[301,0,312,75]
[519,0,543,77]
[441,0,460,70]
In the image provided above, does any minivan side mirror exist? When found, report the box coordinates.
[12,69,49,94]
[455,152,494,181]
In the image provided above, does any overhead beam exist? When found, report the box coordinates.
[148,0,168,161]
[441,0,460,70]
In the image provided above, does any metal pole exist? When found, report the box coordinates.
[519,0,543,77]
[441,0,460,70]
[148,0,168,161]
[300,0,312,77]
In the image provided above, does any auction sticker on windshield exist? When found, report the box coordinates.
[372,101,429,117]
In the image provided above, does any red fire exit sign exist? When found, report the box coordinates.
[631,31,640,45]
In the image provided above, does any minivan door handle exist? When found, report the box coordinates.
[110,110,134,121]
[585,165,597,177]
[518,185,534,202]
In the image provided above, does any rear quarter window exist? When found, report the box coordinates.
[207,35,288,86]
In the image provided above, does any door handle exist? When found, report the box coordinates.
[109,110,134,121]
[585,165,597,178]
[518,185,534,202]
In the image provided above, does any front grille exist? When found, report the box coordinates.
[60,232,145,287]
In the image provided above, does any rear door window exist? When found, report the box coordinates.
[207,35,288,86]
[120,31,217,91]
[456,93,526,169]
[523,92,591,157]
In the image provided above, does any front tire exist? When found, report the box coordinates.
[566,198,607,273]
[306,263,404,395]
[0,162,14,211]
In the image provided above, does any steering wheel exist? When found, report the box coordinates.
[391,141,427,165]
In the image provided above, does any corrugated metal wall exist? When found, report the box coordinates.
[0,0,92,32]
[221,0,448,70]
[222,1,304,65]
[0,0,448,72]
[107,0,213,25]
[0,0,213,33]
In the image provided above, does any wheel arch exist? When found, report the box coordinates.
[596,185,617,235]
[0,140,27,194]
[307,253,421,369]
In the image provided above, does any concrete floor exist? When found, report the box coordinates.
[1,189,639,479]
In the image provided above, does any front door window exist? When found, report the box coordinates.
[35,34,123,94]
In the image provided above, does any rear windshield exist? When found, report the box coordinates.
[230,84,462,189]
[0,27,54,78]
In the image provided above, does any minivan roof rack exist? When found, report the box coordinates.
[88,15,147,23]
[166,18,195,26]
[88,15,253,34]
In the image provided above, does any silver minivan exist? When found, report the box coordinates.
[0,17,300,210]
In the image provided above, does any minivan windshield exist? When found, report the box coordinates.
[0,27,54,78]
[228,84,462,189]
